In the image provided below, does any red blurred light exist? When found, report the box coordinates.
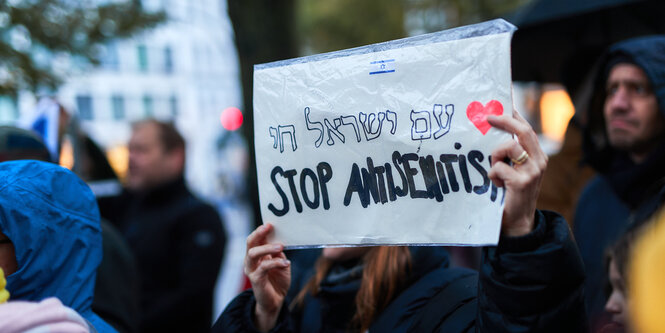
[221,107,243,131]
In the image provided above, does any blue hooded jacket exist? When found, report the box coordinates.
[0,160,117,332]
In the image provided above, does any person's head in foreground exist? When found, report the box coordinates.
[629,206,665,333]
[0,159,115,332]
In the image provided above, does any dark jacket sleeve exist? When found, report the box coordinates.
[141,204,226,332]
[477,210,588,332]
[211,290,293,333]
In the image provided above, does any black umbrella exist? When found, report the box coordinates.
[509,0,665,96]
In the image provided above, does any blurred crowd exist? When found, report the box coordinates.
[0,34,665,333]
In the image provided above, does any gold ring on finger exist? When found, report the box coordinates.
[511,151,529,165]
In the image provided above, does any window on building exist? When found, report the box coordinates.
[169,95,178,117]
[76,95,93,120]
[0,95,18,122]
[141,0,162,12]
[137,44,148,72]
[164,46,173,74]
[111,95,125,120]
[102,43,120,71]
[143,95,153,117]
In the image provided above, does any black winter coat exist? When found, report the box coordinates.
[212,210,587,332]
[99,177,226,333]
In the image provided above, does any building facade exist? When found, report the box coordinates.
[62,0,244,200]
[0,0,250,315]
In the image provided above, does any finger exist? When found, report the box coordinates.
[491,140,526,166]
[494,139,538,169]
[513,109,528,124]
[487,114,544,162]
[512,111,547,161]
[495,118,546,170]
[489,159,520,187]
[247,243,284,263]
[511,110,543,157]
[250,257,291,280]
[487,115,539,155]
[246,224,274,253]
[244,244,286,275]
[244,243,282,276]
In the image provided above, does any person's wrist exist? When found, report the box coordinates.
[254,302,281,333]
[503,215,534,237]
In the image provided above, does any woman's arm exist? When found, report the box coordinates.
[212,224,292,333]
[475,111,587,332]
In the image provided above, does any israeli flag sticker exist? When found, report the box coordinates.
[369,59,395,75]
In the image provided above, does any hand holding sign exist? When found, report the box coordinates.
[488,110,547,237]
[244,224,291,331]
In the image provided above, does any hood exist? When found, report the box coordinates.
[582,35,665,207]
[0,160,102,317]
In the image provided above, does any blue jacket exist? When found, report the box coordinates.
[575,35,665,326]
[0,160,117,333]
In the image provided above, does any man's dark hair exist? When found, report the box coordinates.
[133,119,185,153]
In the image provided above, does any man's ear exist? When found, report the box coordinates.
[166,147,185,175]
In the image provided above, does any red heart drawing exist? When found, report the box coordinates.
[466,100,504,135]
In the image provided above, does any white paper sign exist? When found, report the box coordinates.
[254,19,516,248]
